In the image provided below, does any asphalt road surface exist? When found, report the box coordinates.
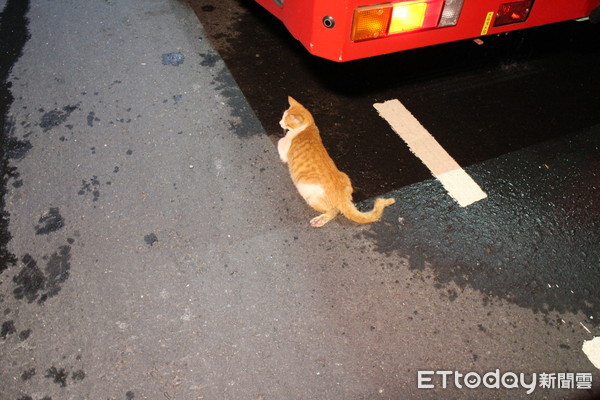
[1,0,599,399]
[189,0,600,201]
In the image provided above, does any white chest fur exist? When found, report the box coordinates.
[277,135,292,163]
[277,125,306,163]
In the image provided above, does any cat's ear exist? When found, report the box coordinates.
[288,96,299,106]
[290,113,304,124]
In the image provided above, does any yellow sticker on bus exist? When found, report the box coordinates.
[481,11,494,35]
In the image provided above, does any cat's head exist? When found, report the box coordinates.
[280,96,314,132]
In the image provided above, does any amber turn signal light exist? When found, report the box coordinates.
[351,0,455,42]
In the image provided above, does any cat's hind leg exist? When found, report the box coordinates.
[310,209,338,228]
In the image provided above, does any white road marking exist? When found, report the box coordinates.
[373,99,487,207]
[583,337,600,370]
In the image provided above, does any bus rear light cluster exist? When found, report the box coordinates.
[351,0,464,42]
[494,0,534,26]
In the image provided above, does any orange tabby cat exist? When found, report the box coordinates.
[278,96,395,227]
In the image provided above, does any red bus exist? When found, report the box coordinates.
[252,0,600,61]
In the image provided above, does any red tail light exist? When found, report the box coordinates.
[494,0,534,26]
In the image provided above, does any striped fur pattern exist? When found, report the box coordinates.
[278,96,395,227]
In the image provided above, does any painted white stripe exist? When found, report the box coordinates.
[373,99,487,207]
[583,337,600,370]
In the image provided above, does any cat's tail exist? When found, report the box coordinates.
[338,197,395,224]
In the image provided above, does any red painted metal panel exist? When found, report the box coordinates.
[253,0,600,61]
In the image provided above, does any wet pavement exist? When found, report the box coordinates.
[189,0,600,201]
[0,0,599,399]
